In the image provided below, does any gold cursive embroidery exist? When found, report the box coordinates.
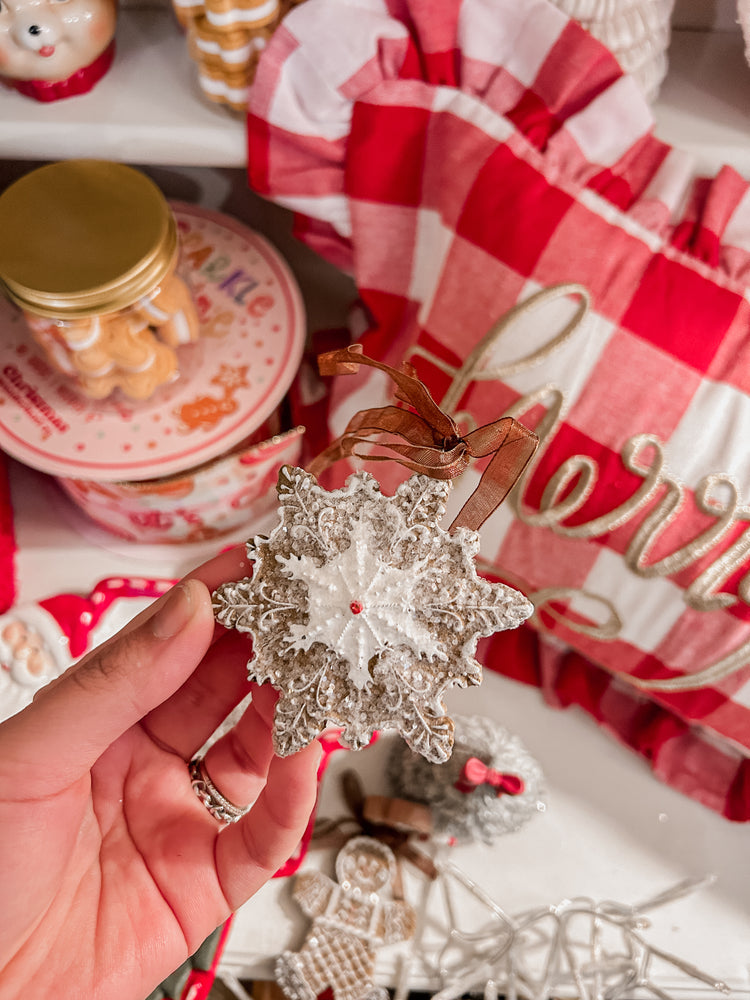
[632,634,750,690]
[436,282,591,412]
[529,587,623,641]
[406,284,750,692]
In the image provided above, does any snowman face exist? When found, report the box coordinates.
[0,0,116,82]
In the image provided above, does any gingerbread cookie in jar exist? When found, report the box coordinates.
[0,0,117,101]
[0,159,201,401]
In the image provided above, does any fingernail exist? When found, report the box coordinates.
[151,581,195,639]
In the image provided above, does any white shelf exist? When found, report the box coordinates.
[10,461,202,600]
[653,27,750,177]
[1,15,750,178]
[0,6,245,167]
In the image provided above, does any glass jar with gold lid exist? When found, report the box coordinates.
[0,159,201,401]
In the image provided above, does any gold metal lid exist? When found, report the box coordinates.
[0,160,177,319]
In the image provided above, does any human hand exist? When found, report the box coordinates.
[0,546,322,1000]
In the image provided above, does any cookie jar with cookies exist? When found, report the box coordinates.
[0,167,307,546]
[0,158,200,402]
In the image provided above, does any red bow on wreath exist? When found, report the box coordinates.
[454,757,525,797]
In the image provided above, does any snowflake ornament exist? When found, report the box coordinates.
[212,466,534,762]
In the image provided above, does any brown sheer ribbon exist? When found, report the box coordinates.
[307,345,539,532]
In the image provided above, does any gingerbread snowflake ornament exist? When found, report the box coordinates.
[212,465,533,762]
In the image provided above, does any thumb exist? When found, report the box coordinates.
[0,578,215,794]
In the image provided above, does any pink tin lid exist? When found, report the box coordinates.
[0,203,306,482]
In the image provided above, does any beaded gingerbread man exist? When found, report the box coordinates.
[276,836,416,1000]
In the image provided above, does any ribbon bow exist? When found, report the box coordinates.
[308,345,539,532]
[454,757,525,797]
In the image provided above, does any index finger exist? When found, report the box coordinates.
[184,543,254,594]
[100,543,255,650]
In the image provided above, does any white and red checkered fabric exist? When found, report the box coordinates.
[248,0,750,819]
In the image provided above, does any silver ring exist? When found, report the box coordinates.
[189,756,249,825]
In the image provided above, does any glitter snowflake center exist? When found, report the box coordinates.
[282,514,442,690]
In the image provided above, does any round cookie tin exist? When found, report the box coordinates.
[0,202,306,482]
[57,423,304,545]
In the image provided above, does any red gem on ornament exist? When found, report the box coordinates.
[349,601,363,615]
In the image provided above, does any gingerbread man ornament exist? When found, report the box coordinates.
[276,836,416,1000]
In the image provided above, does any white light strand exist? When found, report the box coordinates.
[406,865,730,1000]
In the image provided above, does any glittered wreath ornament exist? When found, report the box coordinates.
[212,347,538,763]
[387,714,546,844]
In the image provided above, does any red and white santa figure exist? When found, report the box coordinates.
[0,576,174,722]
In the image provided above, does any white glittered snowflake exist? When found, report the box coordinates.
[212,466,533,762]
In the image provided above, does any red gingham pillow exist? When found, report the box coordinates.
[248,0,750,819]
